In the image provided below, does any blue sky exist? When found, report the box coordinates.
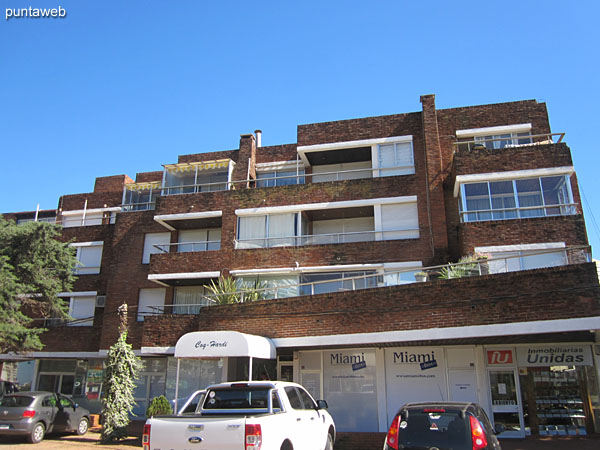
[1,0,599,257]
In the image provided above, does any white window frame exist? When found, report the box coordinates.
[475,243,568,273]
[68,295,95,327]
[457,171,575,223]
[70,241,103,275]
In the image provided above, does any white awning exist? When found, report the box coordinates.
[175,331,276,359]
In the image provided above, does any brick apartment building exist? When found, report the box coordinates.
[2,94,600,440]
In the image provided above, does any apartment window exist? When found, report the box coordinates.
[474,132,532,150]
[69,296,95,326]
[377,141,414,176]
[174,286,212,314]
[137,288,166,321]
[178,229,221,252]
[475,244,567,274]
[379,202,420,239]
[71,242,103,275]
[460,175,575,222]
[257,169,305,187]
[142,232,170,264]
[237,213,297,248]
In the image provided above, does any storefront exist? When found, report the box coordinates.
[485,344,600,437]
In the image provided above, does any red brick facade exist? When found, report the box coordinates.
[4,94,594,369]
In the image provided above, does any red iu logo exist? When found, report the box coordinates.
[487,350,513,365]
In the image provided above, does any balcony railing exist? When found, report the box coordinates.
[453,133,565,153]
[137,246,592,318]
[121,202,156,212]
[235,228,419,249]
[162,181,231,196]
[153,241,221,253]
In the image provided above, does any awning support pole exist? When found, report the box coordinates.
[249,356,253,381]
[174,358,181,413]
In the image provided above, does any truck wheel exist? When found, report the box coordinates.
[77,417,89,435]
[324,433,333,450]
[28,422,45,443]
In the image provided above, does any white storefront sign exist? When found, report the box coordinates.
[516,344,593,367]
[384,347,447,424]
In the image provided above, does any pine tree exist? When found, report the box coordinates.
[0,217,77,353]
[101,304,143,443]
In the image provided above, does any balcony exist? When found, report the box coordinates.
[162,159,234,195]
[453,132,565,153]
[139,246,592,319]
[235,199,419,249]
[121,181,161,212]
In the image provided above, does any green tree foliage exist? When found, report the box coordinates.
[0,217,77,353]
[146,395,173,418]
[205,277,269,305]
[101,305,143,443]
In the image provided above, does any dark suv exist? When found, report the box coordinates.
[383,402,504,450]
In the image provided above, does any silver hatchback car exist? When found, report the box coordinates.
[0,391,90,443]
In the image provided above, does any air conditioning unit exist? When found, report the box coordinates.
[95,295,106,308]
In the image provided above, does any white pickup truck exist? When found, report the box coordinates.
[143,381,336,450]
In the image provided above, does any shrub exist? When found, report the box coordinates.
[146,395,172,418]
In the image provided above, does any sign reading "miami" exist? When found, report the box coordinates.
[516,345,593,367]
[393,350,437,365]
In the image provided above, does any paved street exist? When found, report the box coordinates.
[1,430,598,450]
[0,432,140,449]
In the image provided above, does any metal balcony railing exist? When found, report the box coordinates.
[135,246,592,318]
[153,241,221,253]
[235,228,419,249]
[453,133,565,153]
[460,203,579,223]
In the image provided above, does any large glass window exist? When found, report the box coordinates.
[299,271,378,296]
[178,229,221,252]
[257,169,305,187]
[460,175,574,222]
[237,214,297,248]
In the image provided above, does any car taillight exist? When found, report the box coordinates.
[385,415,400,450]
[245,423,262,450]
[22,410,36,418]
[142,424,151,450]
[469,415,488,450]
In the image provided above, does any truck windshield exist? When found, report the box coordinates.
[203,388,270,410]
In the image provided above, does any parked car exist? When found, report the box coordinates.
[144,381,335,450]
[383,402,504,450]
[0,391,90,443]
